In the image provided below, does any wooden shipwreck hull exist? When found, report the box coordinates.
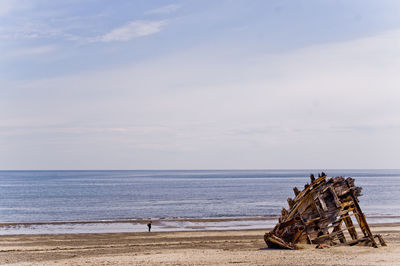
[264,173,386,249]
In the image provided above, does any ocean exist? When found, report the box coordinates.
[1,169,399,234]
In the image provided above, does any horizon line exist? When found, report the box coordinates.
[1,168,399,171]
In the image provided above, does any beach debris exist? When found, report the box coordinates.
[264,172,386,249]
[315,243,330,249]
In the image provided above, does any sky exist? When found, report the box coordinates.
[1,0,400,170]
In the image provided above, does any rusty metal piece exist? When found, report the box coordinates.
[264,173,385,249]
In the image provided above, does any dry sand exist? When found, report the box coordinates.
[1,224,400,265]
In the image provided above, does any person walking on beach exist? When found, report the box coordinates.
[147,221,152,232]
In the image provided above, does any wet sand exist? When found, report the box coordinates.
[1,224,400,265]
[0,217,278,235]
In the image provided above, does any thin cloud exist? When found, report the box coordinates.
[94,20,166,42]
[0,0,31,17]
[0,20,65,40]
[0,0,26,16]
[145,4,181,15]
[3,28,400,169]
[1,45,57,59]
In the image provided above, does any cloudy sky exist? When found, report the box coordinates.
[1,0,400,170]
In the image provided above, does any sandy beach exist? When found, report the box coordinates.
[1,223,399,265]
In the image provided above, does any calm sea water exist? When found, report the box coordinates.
[1,170,399,223]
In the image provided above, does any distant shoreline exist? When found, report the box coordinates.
[1,214,400,226]
[0,216,278,226]
[0,216,277,235]
[1,215,400,236]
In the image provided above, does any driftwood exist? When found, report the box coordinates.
[264,173,386,249]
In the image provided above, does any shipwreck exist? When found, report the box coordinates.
[264,172,386,249]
